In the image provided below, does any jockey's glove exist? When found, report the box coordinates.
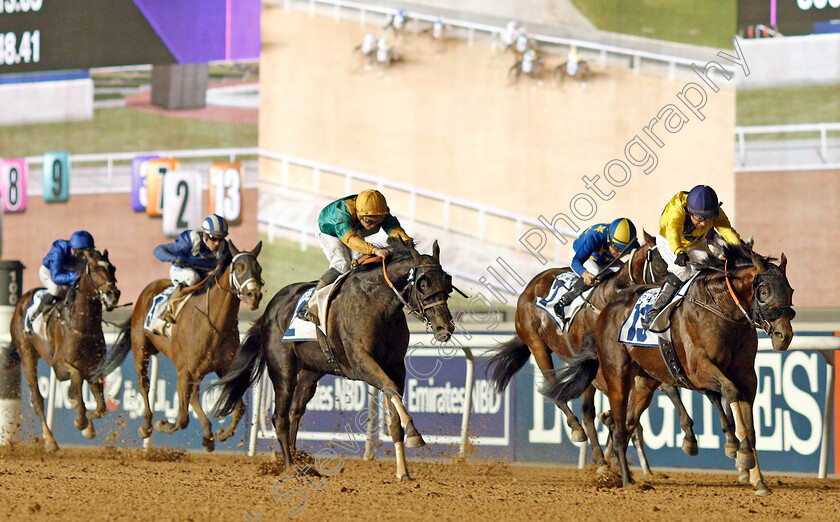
[675,251,688,267]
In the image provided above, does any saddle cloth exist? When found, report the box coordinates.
[533,272,594,331]
[23,289,49,340]
[617,272,700,347]
[282,273,349,342]
[143,286,192,337]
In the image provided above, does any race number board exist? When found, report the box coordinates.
[162,170,202,238]
[130,154,159,212]
[42,151,69,203]
[0,158,27,212]
[208,162,243,225]
[145,158,180,217]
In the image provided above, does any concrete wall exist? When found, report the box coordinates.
[0,79,94,126]
[737,33,840,89]
[736,168,840,308]
[259,8,736,263]
[2,189,259,303]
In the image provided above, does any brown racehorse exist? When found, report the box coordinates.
[555,60,591,84]
[95,241,262,451]
[212,238,455,480]
[11,249,120,451]
[545,234,795,496]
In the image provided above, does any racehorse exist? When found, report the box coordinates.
[555,60,591,84]
[95,241,263,451]
[544,234,794,495]
[11,248,120,451]
[508,51,545,84]
[211,238,454,480]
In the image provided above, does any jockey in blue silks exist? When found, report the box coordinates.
[553,218,638,319]
[35,230,96,319]
[153,214,230,323]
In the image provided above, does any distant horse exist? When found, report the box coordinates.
[11,249,120,451]
[212,238,454,480]
[95,241,263,451]
[508,51,545,84]
[545,234,795,495]
[555,60,591,84]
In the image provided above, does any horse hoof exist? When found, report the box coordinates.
[754,480,772,496]
[738,471,750,483]
[736,450,756,471]
[202,438,216,452]
[45,440,59,453]
[82,423,96,439]
[154,420,169,432]
[398,474,413,481]
[725,442,739,459]
[596,465,610,475]
[571,429,587,443]
[74,416,89,430]
[138,425,153,439]
[93,409,106,419]
[682,439,698,456]
[405,435,426,448]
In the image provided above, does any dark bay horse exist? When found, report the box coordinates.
[95,241,263,451]
[545,235,795,495]
[11,249,120,451]
[212,238,454,480]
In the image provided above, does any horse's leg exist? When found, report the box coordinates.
[63,363,93,438]
[89,378,107,418]
[660,383,698,456]
[705,391,739,458]
[600,342,635,487]
[737,400,769,495]
[626,375,660,477]
[214,368,247,443]
[270,356,297,470]
[133,338,154,439]
[524,332,587,443]
[188,380,215,452]
[580,385,608,470]
[288,369,322,450]
[155,370,192,434]
[21,346,58,451]
[384,364,411,481]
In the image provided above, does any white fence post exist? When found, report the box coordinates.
[459,348,474,458]
[820,128,828,163]
[248,371,265,457]
[45,369,58,431]
[443,200,451,231]
[363,385,379,460]
[143,354,160,450]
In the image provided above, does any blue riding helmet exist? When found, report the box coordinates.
[202,214,229,238]
[686,185,720,219]
[70,230,95,250]
[608,218,637,250]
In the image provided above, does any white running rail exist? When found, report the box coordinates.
[734,122,840,166]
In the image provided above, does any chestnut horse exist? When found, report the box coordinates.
[545,235,795,495]
[11,248,120,451]
[212,238,455,480]
[95,241,263,451]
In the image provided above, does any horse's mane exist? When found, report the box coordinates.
[352,236,418,273]
[192,247,233,292]
[694,240,774,272]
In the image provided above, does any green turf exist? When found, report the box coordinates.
[737,83,840,137]
[571,0,736,49]
[0,108,257,157]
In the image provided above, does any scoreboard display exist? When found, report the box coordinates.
[0,0,259,73]
[739,0,840,37]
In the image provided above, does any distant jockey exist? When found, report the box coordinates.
[641,185,741,329]
[566,46,580,76]
[515,32,530,54]
[432,15,447,39]
[376,36,391,63]
[298,189,412,321]
[501,19,519,48]
[153,214,230,323]
[358,32,377,56]
[553,218,638,319]
[384,9,409,33]
[35,230,97,319]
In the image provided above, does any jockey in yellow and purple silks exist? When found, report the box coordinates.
[298,189,412,321]
[553,218,638,319]
[641,185,741,329]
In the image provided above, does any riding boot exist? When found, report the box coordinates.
[553,276,590,319]
[641,274,683,330]
[34,293,58,319]
[163,285,185,324]
[297,268,342,322]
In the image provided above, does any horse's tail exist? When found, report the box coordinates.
[92,318,133,382]
[486,335,531,393]
[540,329,600,404]
[210,315,266,418]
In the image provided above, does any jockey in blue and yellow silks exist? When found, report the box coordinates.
[553,218,638,319]
[641,185,741,329]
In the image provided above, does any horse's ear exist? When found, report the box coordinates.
[103,249,109,260]
[252,241,262,257]
[432,240,440,262]
[229,240,240,256]
[752,253,767,272]
[779,252,787,274]
[643,230,655,246]
[744,236,755,250]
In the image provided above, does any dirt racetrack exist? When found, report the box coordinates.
[1,445,837,521]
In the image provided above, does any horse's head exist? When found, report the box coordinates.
[625,230,669,284]
[77,248,120,310]
[227,240,263,310]
[396,238,455,343]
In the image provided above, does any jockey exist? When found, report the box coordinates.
[35,230,97,319]
[432,15,446,39]
[153,214,230,323]
[502,19,519,47]
[567,46,580,76]
[521,49,536,74]
[641,185,741,329]
[358,32,377,56]
[384,9,408,32]
[376,36,390,63]
[553,218,638,319]
[515,32,530,54]
[298,189,412,321]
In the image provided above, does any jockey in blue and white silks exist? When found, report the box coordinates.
[553,218,638,319]
[36,230,96,318]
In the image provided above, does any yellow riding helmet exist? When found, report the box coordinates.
[608,218,637,250]
[356,189,389,217]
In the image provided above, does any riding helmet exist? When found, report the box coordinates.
[202,214,229,238]
[70,230,95,250]
[356,189,389,217]
[686,185,720,219]
[608,218,636,250]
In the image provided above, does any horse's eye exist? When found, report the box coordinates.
[759,286,770,301]
[419,280,428,291]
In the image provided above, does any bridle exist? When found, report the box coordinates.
[216,251,262,300]
[720,259,795,335]
[381,257,451,330]
[627,245,662,285]
[82,256,118,309]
